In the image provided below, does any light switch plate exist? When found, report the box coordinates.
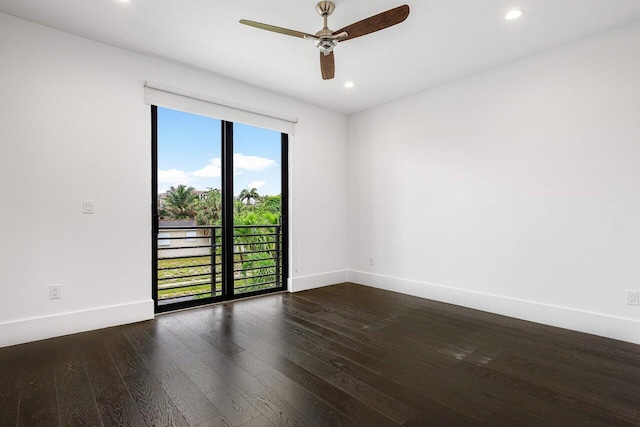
[83,199,94,214]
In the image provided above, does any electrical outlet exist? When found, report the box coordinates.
[50,284,62,299]
[368,256,374,266]
[626,290,639,306]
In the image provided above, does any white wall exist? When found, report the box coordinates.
[348,22,640,344]
[3,12,638,348]
[0,13,349,347]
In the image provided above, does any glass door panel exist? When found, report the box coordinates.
[232,124,284,295]
[155,107,222,308]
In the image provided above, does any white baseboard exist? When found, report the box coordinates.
[349,270,640,345]
[5,273,636,347]
[0,299,154,348]
[289,270,349,293]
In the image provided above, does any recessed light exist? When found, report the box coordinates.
[505,9,523,20]
[344,81,354,88]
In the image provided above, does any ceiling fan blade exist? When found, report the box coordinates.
[239,19,315,39]
[335,5,409,42]
[320,52,335,80]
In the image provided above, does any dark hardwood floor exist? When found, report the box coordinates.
[1,283,639,426]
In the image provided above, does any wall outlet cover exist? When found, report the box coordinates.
[626,290,639,306]
[50,284,62,299]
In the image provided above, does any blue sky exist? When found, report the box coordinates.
[157,107,282,196]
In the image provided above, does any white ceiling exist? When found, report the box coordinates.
[2,0,640,115]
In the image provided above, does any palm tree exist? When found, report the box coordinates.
[238,187,260,206]
[163,185,197,219]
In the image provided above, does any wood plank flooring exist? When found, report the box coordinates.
[1,283,639,426]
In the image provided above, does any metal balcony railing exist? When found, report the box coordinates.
[156,224,282,305]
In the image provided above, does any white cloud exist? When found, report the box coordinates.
[157,169,198,193]
[192,164,221,178]
[158,169,195,184]
[192,154,275,177]
[234,153,277,172]
[247,180,266,190]
[157,154,275,192]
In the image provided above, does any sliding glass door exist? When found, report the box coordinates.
[152,106,288,313]
[232,123,287,296]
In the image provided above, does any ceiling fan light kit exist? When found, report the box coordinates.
[240,2,410,80]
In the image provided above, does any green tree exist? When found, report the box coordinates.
[196,188,222,226]
[233,210,280,292]
[163,185,197,219]
[234,199,245,217]
[255,194,281,218]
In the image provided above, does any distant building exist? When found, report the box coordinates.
[157,219,213,258]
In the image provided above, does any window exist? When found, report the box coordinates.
[157,232,171,246]
[152,104,289,313]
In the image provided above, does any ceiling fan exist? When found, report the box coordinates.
[240,2,410,80]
